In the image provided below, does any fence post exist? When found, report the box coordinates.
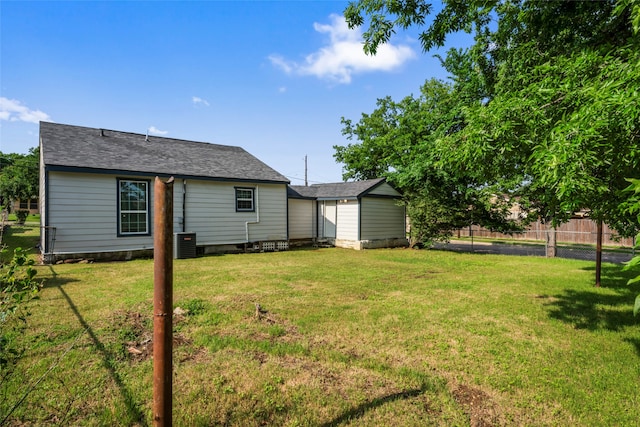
[153,176,174,426]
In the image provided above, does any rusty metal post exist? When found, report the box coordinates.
[595,219,603,287]
[153,176,174,426]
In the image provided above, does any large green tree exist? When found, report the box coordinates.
[0,148,39,211]
[336,79,517,245]
[338,0,640,263]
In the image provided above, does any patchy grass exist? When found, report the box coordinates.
[2,232,640,425]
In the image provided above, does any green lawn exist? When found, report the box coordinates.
[2,225,640,426]
[5,213,40,224]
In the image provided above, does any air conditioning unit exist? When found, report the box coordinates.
[174,232,196,259]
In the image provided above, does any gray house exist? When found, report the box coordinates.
[39,122,408,262]
[39,122,290,262]
[288,179,408,250]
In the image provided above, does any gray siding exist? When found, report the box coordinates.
[288,199,316,239]
[46,172,153,254]
[318,202,324,238]
[336,200,359,241]
[360,197,405,240]
[368,182,401,197]
[45,171,287,256]
[184,181,287,245]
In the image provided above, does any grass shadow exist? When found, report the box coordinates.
[544,264,640,332]
[1,225,40,261]
[580,263,639,289]
[623,337,640,357]
[318,387,426,427]
[41,265,78,288]
[49,268,148,425]
[544,289,637,331]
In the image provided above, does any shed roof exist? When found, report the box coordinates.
[288,178,394,200]
[40,122,289,184]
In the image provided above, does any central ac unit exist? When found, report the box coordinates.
[174,232,196,259]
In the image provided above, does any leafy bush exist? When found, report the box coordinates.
[14,210,29,225]
[0,247,41,378]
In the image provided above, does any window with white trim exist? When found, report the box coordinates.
[118,179,150,235]
[235,187,254,212]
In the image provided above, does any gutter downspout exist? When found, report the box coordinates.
[182,179,187,232]
[245,186,260,242]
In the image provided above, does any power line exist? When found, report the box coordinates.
[285,175,324,185]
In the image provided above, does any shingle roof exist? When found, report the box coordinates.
[40,122,289,183]
[288,178,389,199]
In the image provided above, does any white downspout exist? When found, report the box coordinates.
[182,179,187,232]
[245,186,260,242]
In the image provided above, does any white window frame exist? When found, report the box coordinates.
[235,187,255,212]
[118,179,150,236]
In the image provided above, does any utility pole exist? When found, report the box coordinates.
[304,155,308,186]
[153,176,174,426]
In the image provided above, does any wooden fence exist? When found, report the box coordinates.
[457,218,636,248]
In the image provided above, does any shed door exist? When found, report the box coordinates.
[322,201,337,238]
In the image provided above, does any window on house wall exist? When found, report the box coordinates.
[235,187,255,212]
[19,198,38,210]
[118,179,150,235]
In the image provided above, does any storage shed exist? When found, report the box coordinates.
[288,178,408,250]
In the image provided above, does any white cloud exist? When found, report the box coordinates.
[0,97,52,123]
[148,126,168,136]
[269,14,416,84]
[278,87,287,93]
[192,96,210,107]
[269,55,293,74]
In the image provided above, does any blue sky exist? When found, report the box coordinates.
[1,1,471,184]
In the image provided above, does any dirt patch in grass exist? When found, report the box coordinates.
[451,383,498,427]
[534,294,559,303]
[109,309,192,363]
[178,346,210,364]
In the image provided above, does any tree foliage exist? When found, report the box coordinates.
[0,148,39,211]
[337,0,640,245]
[336,79,518,245]
[622,179,640,315]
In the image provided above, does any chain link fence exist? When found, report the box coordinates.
[449,221,636,263]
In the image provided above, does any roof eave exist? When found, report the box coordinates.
[44,165,290,185]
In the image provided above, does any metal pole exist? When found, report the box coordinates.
[595,219,602,287]
[153,176,174,426]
